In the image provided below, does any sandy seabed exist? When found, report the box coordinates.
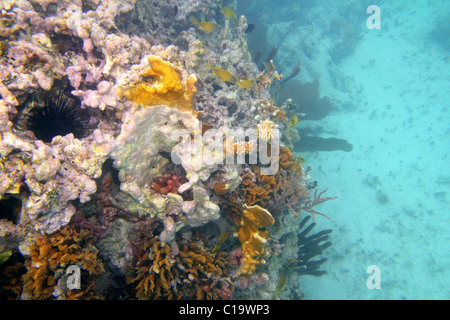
[282,1,449,299]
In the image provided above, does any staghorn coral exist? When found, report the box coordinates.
[128,236,234,300]
[255,60,283,90]
[237,204,275,276]
[117,55,198,115]
[21,225,104,300]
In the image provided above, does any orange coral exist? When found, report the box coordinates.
[213,180,232,195]
[221,146,305,220]
[128,237,234,300]
[257,99,287,122]
[237,204,275,275]
[21,226,104,300]
[118,55,198,115]
[279,146,303,173]
[256,60,282,90]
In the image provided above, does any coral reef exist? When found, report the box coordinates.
[128,235,234,300]
[110,105,222,242]
[0,0,336,300]
[21,225,104,300]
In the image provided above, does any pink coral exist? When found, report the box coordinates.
[72,81,118,110]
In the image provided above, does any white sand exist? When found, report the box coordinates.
[277,1,450,299]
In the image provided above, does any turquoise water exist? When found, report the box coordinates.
[239,0,449,299]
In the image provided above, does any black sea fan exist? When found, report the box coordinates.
[17,89,92,143]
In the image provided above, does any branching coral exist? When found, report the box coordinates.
[255,60,282,90]
[117,55,198,115]
[223,146,305,214]
[256,99,287,123]
[128,237,234,300]
[297,188,337,223]
[21,225,104,300]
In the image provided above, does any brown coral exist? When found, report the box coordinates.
[118,55,198,115]
[256,60,282,90]
[237,204,275,275]
[223,147,305,214]
[257,99,287,122]
[128,237,234,300]
[21,226,104,300]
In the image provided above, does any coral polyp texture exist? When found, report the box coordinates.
[0,0,335,300]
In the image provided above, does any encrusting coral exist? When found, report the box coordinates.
[117,55,198,116]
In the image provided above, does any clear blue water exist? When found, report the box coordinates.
[239,0,449,299]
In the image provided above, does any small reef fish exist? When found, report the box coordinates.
[245,23,255,33]
[274,273,287,294]
[280,60,301,84]
[253,49,262,65]
[211,66,235,83]
[287,115,299,128]
[208,64,255,88]
[236,78,255,89]
[192,18,218,33]
[219,5,236,21]
[211,229,230,253]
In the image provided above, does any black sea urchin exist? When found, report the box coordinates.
[16,89,93,143]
